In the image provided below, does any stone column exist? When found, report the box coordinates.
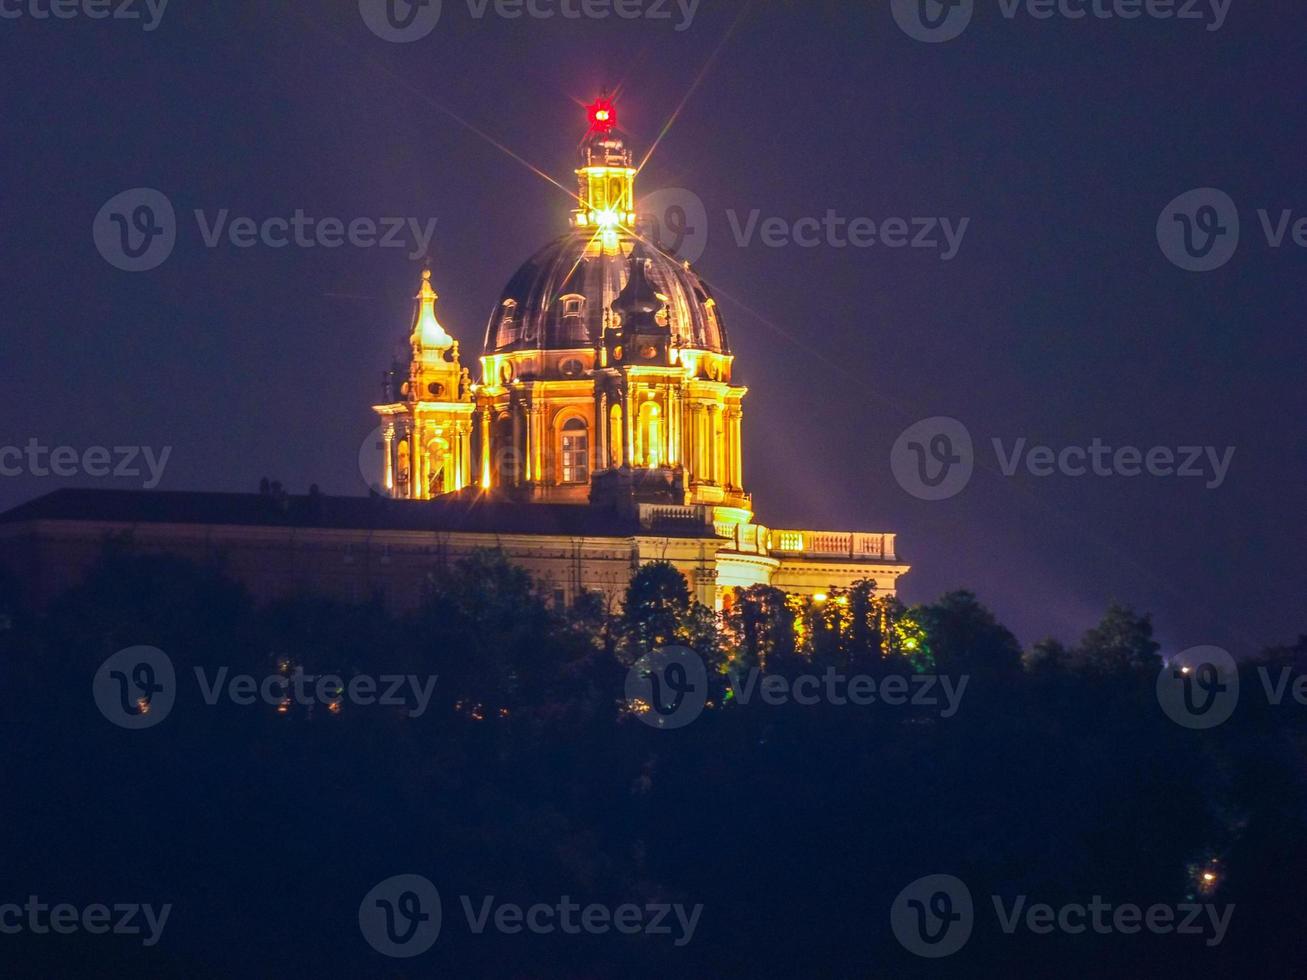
[730,407,744,489]
[479,408,492,489]
[511,401,523,487]
[382,422,395,495]
[621,381,633,469]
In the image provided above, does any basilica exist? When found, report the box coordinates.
[0,101,906,613]
[367,99,908,609]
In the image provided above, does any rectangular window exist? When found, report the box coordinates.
[562,433,589,483]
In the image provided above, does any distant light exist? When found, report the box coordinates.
[588,98,617,133]
[813,592,828,603]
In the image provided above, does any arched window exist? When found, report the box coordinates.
[396,439,411,491]
[560,417,589,484]
[638,400,662,468]
[609,404,623,468]
[426,436,451,496]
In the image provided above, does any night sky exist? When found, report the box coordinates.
[3,0,1304,655]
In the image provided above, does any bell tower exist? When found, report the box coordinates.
[373,269,475,500]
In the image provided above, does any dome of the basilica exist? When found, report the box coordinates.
[482,231,730,356]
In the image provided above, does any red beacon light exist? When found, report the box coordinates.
[588,98,617,134]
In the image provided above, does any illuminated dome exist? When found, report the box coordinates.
[482,231,730,356]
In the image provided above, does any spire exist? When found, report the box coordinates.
[412,269,453,351]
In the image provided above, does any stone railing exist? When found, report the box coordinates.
[638,504,714,532]
[767,529,897,561]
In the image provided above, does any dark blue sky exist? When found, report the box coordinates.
[3,0,1303,654]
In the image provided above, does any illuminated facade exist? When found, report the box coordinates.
[0,101,905,615]
[371,99,909,608]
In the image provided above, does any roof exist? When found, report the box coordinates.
[483,231,730,356]
[0,488,720,540]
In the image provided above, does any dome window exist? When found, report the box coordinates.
[499,299,520,344]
